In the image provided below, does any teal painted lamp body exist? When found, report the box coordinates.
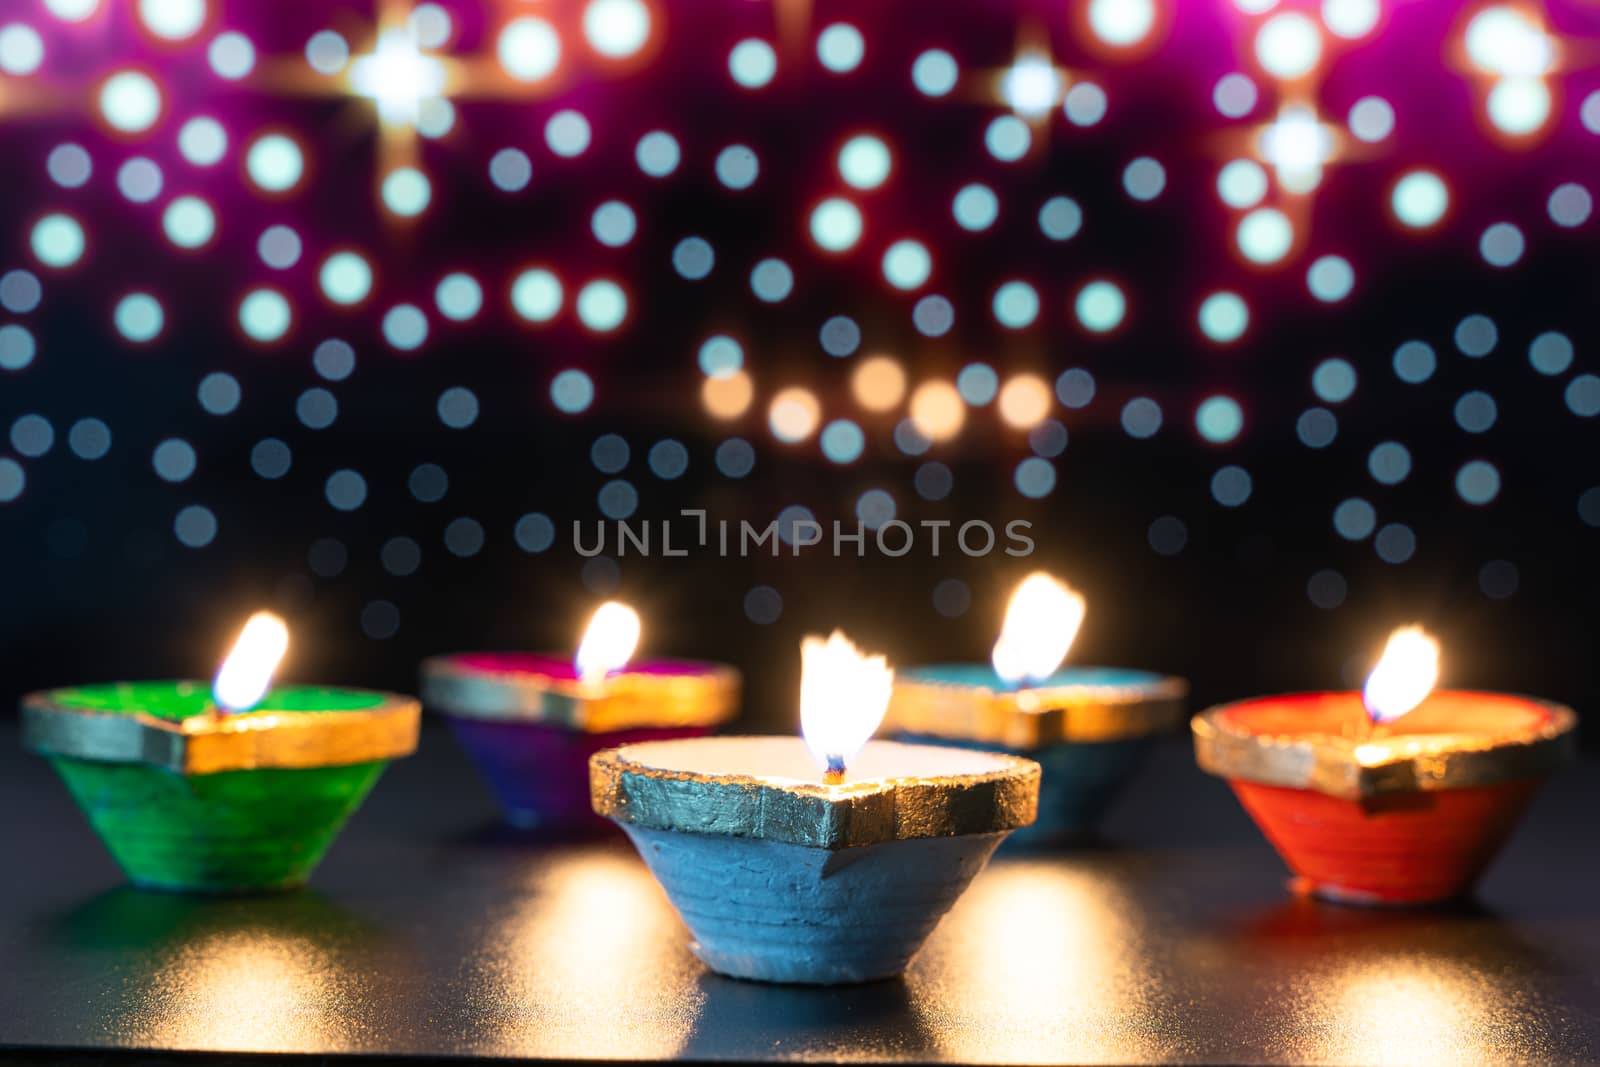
[22,682,420,893]
[886,665,1187,845]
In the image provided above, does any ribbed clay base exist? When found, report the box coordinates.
[620,824,1008,984]
[1232,778,1543,906]
[49,757,388,893]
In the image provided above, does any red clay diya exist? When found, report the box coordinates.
[421,601,739,831]
[21,613,420,893]
[1194,628,1576,906]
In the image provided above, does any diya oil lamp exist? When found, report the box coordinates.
[421,601,740,831]
[22,613,420,894]
[884,573,1186,844]
[591,631,1041,986]
[1194,626,1577,906]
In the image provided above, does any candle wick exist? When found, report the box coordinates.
[824,754,846,784]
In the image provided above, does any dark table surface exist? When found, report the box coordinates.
[3,717,1600,1066]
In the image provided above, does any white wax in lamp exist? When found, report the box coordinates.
[620,734,1023,783]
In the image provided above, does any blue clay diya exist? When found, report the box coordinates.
[886,663,1186,845]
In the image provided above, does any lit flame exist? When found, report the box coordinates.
[991,573,1087,686]
[212,612,290,714]
[799,630,894,778]
[574,601,641,684]
[1361,625,1440,724]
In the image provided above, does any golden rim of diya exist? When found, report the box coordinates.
[419,655,741,733]
[21,689,421,775]
[590,737,1042,850]
[885,673,1189,748]
[1192,694,1578,801]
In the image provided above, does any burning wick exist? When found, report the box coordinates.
[574,601,642,685]
[1361,625,1440,731]
[212,612,290,714]
[992,572,1087,687]
[800,631,893,783]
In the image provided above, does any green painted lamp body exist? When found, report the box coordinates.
[35,682,405,894]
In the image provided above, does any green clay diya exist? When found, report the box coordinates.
[21,614,420,893]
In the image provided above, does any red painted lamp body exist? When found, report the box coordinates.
[421,653,739,832]
[1194,691,1576,905]
[22,682,420,893]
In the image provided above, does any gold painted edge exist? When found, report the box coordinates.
[1192,696,1578,801]
[419,656,741,732]
[885,675,1188,747]
[590,741,1042,849]
[21,690,421,774]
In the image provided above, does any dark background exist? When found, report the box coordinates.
[0,0,1596,739]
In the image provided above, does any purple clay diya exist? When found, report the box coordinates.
[22,613,420,893]
[1195,626,1577,906]
[422,601,739,832]
[885,574,1186,845]
[592,631,1040,985]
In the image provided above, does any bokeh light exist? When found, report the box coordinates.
[436,274,483,321]
[1075,280,1125,332]
[32,214,85,269]
[583,0,650,59]
[810,198,863,252]
[820,419,865,463]
[1392,170,1449,228]
[993,281,1039,328]
[1237,208,1293,264]
[1306,255,1354,301]
[882,240,931,288]
[702,371,753,418]
[115,292,164,343]
[162,196,215,249]
[912,49,957,96]
[1088,0,1155,47]
[499,17,560,81]
[852,356,907,412]
[512,268,563,322]
[729,39,776,88]
[997,375,1051,429]
[839,135,891,190]
[320,251,373,305]
[239,288,291,343]
[1195,396,1243,443]
[381,167,431,217]
[99,71,162,134]
[1198,291,1248,343]
[816,23,864,73]
[1255,12,1321,79]
[953,184,999,231]
[246,133,304,193]
[551,369,594,413]
[769,387,821,442]
[909,380,964,441]
[1217,160,1267,208]
[1038,197,1083,240]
